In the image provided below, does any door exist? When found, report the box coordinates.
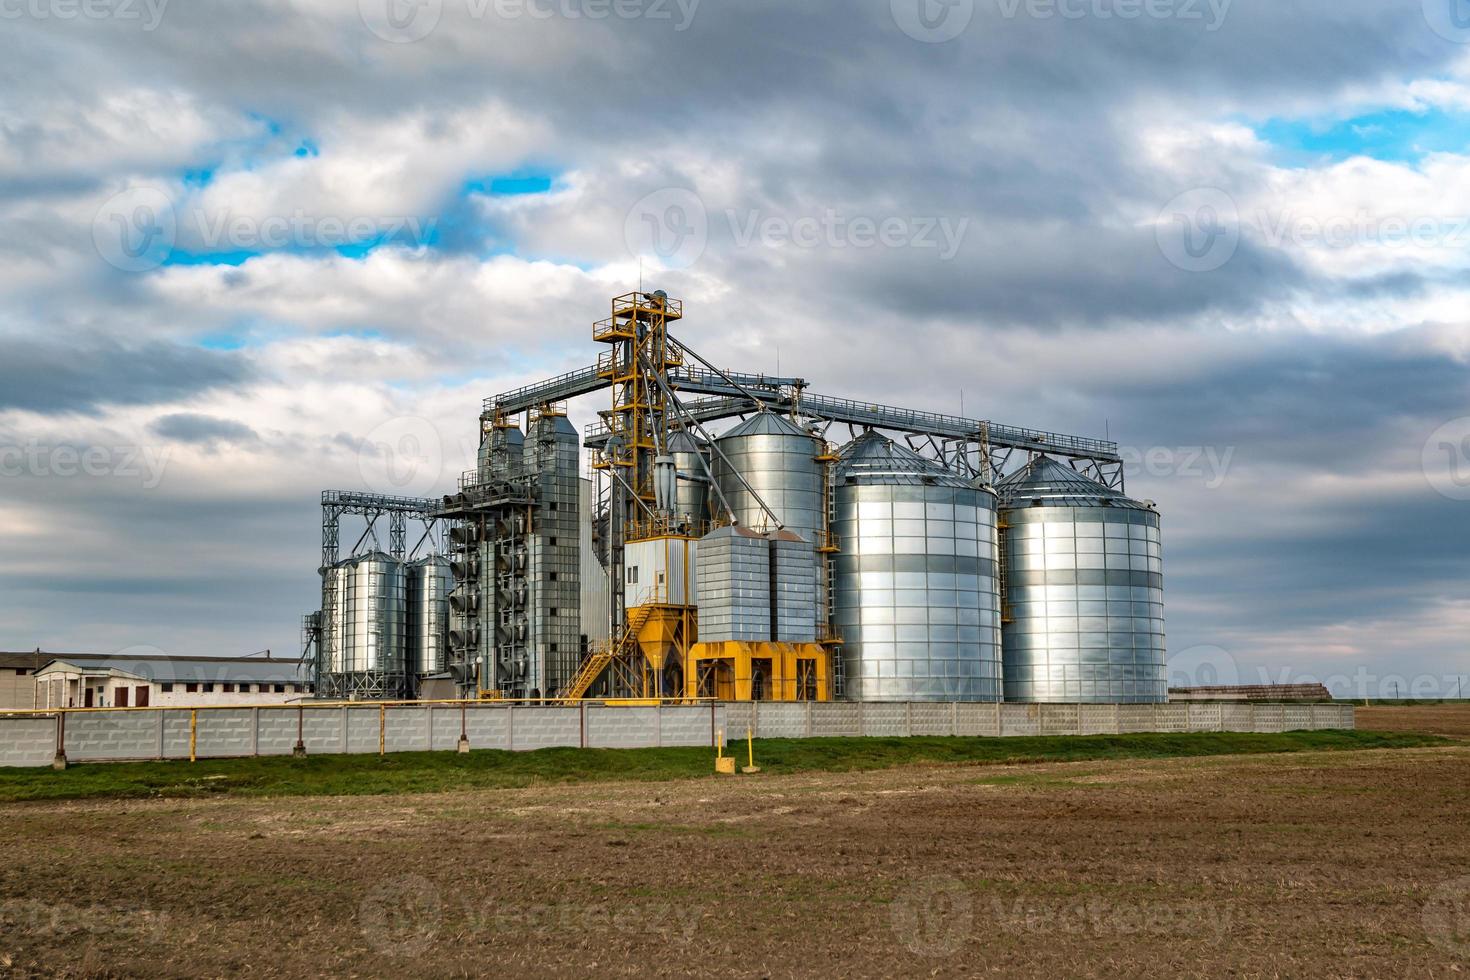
[115,687,129,707]
[135,686,150,707]
[84,687,94,708]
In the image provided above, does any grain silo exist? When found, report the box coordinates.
[996,456,1166,703]
[831,432,1002,701]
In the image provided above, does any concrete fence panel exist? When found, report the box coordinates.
[0,718,59,768]
[1040,704,1080,736]
[861,703,908,737]
[1000,703,1041,737]
[1187,704,1223,733]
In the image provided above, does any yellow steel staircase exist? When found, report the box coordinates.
[562,606,655,699]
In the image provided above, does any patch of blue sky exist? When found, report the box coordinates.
[1255,106,1470,164]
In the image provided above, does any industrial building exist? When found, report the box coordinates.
[33,654,310,709]
[307,292,1166,704]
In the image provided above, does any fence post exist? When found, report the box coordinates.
[293,704,307,758]
[379,704,386,757]
[507,703,515,752]
[156,709,165,761]
[251,707,260,758]
[189,709,197,763]
[458,701,470,754]
[52,711,67,771]
[806,700,814,738]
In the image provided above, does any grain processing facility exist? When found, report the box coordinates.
[307,292,1164,705]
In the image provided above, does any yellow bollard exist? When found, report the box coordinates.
[714,727,735,775]
[741,726,761,774]
[189,709,197,763]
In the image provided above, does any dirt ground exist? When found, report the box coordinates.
[1357,702,1470,738]
[0,743,1467,978]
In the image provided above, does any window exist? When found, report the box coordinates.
[273,684,285,693]
[203,683,215,693]
[222,683,234,693]
[115,687,129,707]
[627,567,639,584]
[549,537,558,546]
[548,572,558,581]
[185,683,198,694]
[161,683,173,693]
[549,608,559,617]
[239,684,252,694]
[14,668,27,676]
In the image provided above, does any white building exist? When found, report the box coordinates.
[35,654,311,709]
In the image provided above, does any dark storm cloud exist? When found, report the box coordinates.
[150,413,259,445]
[0,338,254,415]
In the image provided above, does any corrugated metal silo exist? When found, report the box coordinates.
[340,553,407,675]
[667,428,712,527]
[711,412,822,540]
[832,432,1002,701]
[997,456,1166,703]
[406,556,452,676]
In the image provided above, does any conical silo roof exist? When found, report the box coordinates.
[836,431,970,488]
[666,429,708,453]
[718,411,812,440]
[997,455,1147,509]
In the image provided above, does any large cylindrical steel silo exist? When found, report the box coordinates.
[340,553,407,675]
[997,456,1166,703]
[711,412,822,541]
[667,428,712,527]
[832,432,1002,701]
[406,556,452,676]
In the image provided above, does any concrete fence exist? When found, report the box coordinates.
[0,700,1354,769]
[720,701,1355,741]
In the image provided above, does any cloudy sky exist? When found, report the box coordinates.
[2,0,1468,696]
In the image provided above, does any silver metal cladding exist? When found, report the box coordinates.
[997,456,1167,704]
[832,432,1003,702]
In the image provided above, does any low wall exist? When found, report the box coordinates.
[719,701,1356,741]
[0,700,1355,768]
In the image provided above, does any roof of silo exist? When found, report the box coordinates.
[836,431,971,488]
[996,455,1148,509]
[718,411,812,440]
[667,429,708,453]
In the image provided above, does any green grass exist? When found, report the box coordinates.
[0,730,1445,804]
